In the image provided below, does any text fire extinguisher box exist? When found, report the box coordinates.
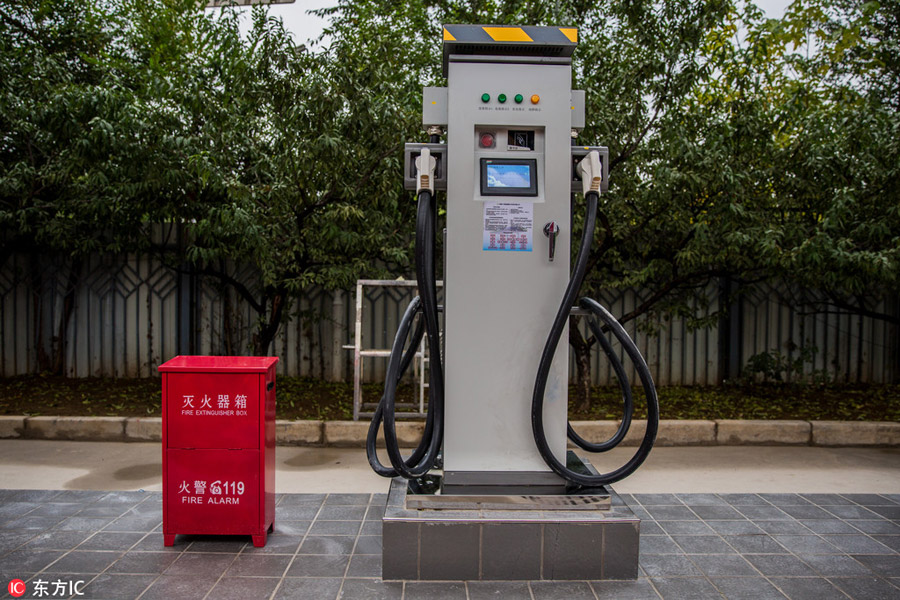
[159,355,278,547]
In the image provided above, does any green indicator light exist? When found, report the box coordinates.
[498,93,507,103]
[481,93,490,103]
[514,94,523,103]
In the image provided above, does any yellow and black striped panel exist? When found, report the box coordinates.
[442,25,577,45]
[441,24,578,75]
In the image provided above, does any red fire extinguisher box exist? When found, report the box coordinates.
[159,355,278,547]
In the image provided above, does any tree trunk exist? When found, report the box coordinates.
[569,315,593,414]
[52,257,83,375]
[252,289,286,356]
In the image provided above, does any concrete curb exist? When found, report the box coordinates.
[0,416,896,448]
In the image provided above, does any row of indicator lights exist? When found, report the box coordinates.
[481,93,540,104]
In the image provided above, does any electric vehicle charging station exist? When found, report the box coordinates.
[370,25,660,580]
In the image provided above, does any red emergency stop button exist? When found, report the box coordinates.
[479,133,495,148]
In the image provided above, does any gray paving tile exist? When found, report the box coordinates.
[780,505,835,520]
[130,533,184,552]
[0,549,64,573]
[324,493,370,506]
[77,532,145,551]
[0,501,35,519]
[0,531,37,556]
[318,506,367,520]
[650,577,722,599]
[678,494,729,506]
[77,504,132,518]
[635,494,683,506]
[224,553,291,577]
[137,574,219,600]
[720,493,769,506]
[590,579,661,599]
[658,520,715,535]
[286,554,350,577]
[799,519,860,535]
[738,506,793,520]
[237,532,302,554]
[705,520,765,535]
[645,506,697,520]
[274,577,344,600]
[346,554,380,577]
[360,521,381,536]
[768,577,847,600]
[761,494,812,506]
[28,503,83,518]
[300,535,356,555]
[467,581,531,600]
[3,516,67,530]
[5,491,61,503]
[872,535,900,552]
[276,504,322,520]
[773,535,839,554]
[723,535,788,554]
[799,553,874,576]
[828,576,899,600]
[274,577,342,600]
[864,505,900,520]
[339,578,403,599]
[852,554,900,577]
[692,505,746,520]
[530,580,595,599]
[639,554,703,577]
[353,535,382,555]
[278,493,326,507]
[309,520,362,535]
[843,494,896,506]
[77,574,157,600]
[825,505,881,520]
[745,554,818,577]
[757,521,814,535]
[163,551,236,577]
[272,520,312,535]
[690,553,757,577]
[641,521,665,536]
[102,514,160,532]
[404,582,467,600]
[640,536,682,555]
[672,535,735,554]
[21,530,92,551]
[710,576,787,599]
[850,520,900,535]
[802,494,855,506]
[106,551,178,574]
[207,576,282,600]
[184,535,247,553]
[365,504,385,521]
[821,534,893,554]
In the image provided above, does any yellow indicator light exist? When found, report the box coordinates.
[531,94,540,104]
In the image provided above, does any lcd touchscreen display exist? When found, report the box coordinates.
[486,163,531,188]
[480,158,538,196]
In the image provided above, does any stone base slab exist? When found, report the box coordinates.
[382,456,639,581]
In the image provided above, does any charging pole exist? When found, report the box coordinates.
[375,25,656,581]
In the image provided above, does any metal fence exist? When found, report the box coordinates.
[2,250,897,383]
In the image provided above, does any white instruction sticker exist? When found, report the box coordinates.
[483,202,533,251]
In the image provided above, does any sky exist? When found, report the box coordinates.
[215,0,796,47]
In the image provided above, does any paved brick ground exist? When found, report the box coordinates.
[0,490,898,599]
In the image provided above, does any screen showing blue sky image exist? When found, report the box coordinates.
[486,163,531,188]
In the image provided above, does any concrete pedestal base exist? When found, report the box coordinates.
[381,454,640,580]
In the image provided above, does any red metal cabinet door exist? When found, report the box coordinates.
[165,449,261,535]
[166,373,259,449]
